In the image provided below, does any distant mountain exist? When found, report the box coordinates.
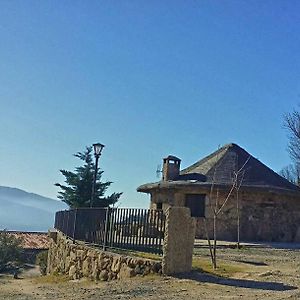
[0,186,67,232]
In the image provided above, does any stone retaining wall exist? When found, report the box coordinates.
[47,231,162,281]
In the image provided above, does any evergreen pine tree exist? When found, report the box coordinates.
[55,146,122,208]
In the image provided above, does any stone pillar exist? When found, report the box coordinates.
[162,207,195,275]
[47,229,58,274]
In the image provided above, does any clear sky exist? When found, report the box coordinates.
[0,1,299,208]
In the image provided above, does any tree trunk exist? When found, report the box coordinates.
[236,189,240,249]
[213,214,217,269]
[204,218,214,267]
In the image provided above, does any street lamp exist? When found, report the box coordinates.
[90,143,105,207]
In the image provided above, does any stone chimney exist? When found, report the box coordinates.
[162,155,181,181]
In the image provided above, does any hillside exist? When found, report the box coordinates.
[0,186,67,232]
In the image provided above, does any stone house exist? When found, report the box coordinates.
[137,143,300,242]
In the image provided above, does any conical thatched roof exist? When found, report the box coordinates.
[180,143,299,191]
[137,143,300,194]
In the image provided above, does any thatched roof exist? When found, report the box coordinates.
[137,143,300,194]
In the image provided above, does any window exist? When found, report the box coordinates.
[185,194,206,217]
[156,202,163,210]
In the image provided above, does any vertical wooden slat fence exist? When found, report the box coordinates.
[54,208,166,255]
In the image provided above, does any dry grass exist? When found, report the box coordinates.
[33,274,69,284]
[192,257,247,277]
[109,248,161,261]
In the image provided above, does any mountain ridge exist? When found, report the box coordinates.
[0,186,67,232]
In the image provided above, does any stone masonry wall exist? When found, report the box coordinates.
[47,231,162,281]
[150,188,300,242]
[195,190,300,242]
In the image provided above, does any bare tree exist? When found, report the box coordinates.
[279,164,300,185]
[282,108,300,186]
[234,156,250,249]
[284,109,300,163]
[205,156,250,269]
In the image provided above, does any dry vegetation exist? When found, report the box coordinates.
[0,243,300,299]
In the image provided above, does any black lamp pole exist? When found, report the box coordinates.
[90,143,105,208]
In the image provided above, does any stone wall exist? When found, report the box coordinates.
[150,188,300,242]
[195,190,300,242]
[48,206,196,279]
[47,231,162,281]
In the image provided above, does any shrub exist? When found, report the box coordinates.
[0,230,23,271]
[36,250,48,275]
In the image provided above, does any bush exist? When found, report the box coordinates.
[36,250,48,275]
[0,230,23,271]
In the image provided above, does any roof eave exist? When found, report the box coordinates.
[137,181,300,196]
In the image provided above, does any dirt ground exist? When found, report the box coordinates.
[1,243,300,300]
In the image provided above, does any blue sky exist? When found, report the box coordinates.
[0,1,299,208]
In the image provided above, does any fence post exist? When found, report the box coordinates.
[103,207,110,251]
[108,208,114,247]
[72,209,78,243]
[66,211,69,237]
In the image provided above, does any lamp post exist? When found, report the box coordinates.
[90,143,105,208]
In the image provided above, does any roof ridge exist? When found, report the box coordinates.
[181,144,232,174]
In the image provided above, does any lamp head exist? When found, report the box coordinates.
[93,143,105,156]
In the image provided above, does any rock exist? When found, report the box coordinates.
[65,256,71,272]
[108,272,116,281]
[82,258,90,277]
[90,260,99,279]
[100,258,111,270]
[134,265,143,275]
[70,250,76,261]
[127,258,137,268]
[98,252,105,260]
[91,259,98,271]
[91,268,99,280]
[87,250,97,258]
[48,230,58,242]
[69,265,77,279]
[76,260,81,270]
[76,250,86,260]
[151,262,162,273]
[143,266,150,276]
[111,257,121,273]
[119,264,136,279]
[99,270,109,281]
[13,268,20,279]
